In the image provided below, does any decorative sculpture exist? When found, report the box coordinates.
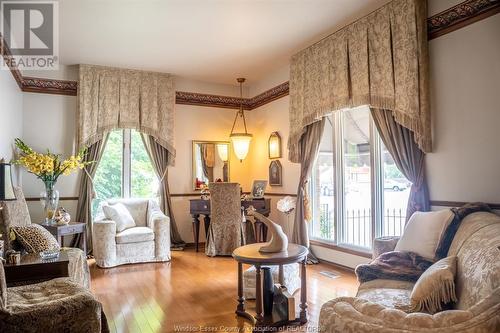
[246,205,288,253]
[54,207,71,225]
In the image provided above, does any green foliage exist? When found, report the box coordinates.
[130,131,158,198]
[93,131,123,213]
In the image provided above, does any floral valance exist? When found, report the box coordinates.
[288,0,430,162]
[77,64,176,165]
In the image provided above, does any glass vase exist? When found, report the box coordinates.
[40,180,59,225]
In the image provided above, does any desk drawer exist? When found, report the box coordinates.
[190,200,210,212]
[60,225,85,235]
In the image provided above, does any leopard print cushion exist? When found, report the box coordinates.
[10,224,60,253]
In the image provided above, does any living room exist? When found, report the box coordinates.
[0,0,499,332]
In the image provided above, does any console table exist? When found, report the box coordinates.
[189,198,271,252]
[232,243,309,329]
[41,222,87,253]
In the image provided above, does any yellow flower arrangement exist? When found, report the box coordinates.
[14,138,91,183]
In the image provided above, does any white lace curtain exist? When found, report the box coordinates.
[288,0,430,162]
[77,64,176,164]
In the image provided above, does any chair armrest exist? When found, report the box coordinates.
[147,205,171,258]
[372,236,400,259]
[319,297,496,333]
[92,220,117,266]
[4,280,107,332]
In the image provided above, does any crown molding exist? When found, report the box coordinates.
[2,0,498,108]
[428,0,500,40]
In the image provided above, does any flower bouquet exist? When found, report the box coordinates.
[277,196,296,236]
[14,138,90,224]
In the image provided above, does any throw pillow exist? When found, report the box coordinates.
[10,224,60,253]
[395,209,454,260]
[103,203,136,232]
[410,256,457,314]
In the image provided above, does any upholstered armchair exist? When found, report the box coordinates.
[93,198,171,268]
[0,260,108,333]
[205,182,243,256]
[0,187,90,288]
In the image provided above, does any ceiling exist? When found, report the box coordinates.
[59,0,390,85]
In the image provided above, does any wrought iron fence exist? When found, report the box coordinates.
[317,206,406,248]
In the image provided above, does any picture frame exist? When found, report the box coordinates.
[251,180,268,198]
[268,132,282,159]
[269,160,282,186]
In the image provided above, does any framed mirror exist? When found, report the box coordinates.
[192,141,230,190]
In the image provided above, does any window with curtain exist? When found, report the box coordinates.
[310,106,410,251]
[92,129,159,216]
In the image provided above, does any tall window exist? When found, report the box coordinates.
[93,129,159,216]
[310,106,410,251]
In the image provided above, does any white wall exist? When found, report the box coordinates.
[426,14,500,203]
[0,69,23,185]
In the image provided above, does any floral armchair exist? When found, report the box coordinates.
[93,198,171,268]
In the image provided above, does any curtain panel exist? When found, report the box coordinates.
[73,136,109,254]
[288,0,430,162]
[292,119,326,264]
[370,108,430,218]
[142,134,185,247]
[78,64,176,165]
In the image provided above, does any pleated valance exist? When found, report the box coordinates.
[77,64,176,165]
[288,0,430,162]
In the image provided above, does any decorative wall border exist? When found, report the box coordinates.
[175,91,251,110]
[21,76,78,96]
[428,0,500,40]
[2,0,499,107]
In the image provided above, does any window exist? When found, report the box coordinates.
[93,129,159,216]
[310,106,410,251]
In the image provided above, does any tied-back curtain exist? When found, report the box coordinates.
[78,64,176,164]
[142,134,185,247]
[73,135,109,254]
[371,108,429,218]
[292,119,325,264]
[289,0,430,162]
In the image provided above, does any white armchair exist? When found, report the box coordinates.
[93,198,171,268]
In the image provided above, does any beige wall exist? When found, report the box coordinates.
[426,14,500,204]
[0,69,23,185]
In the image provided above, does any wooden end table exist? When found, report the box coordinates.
[232,243,309,330]
[41,222,87,253]
[3,251,69,287]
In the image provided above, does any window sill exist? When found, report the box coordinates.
[310,240,372,259]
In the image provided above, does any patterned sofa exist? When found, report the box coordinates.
[319,211,500,332]
[93,198,171,268]
[0,187,90,288]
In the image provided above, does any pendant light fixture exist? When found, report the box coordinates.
[230,78,252,162]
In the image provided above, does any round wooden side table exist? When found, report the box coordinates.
[232,243,309,329]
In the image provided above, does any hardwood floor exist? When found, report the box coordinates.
[90,248,358,333]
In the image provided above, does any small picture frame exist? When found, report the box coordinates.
[269,160,282,186]
[251,180,268,198]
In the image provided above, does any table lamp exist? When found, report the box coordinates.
[0,161,16,208]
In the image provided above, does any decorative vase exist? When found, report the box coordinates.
[262,267,274,316]
[40,180,59,225]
